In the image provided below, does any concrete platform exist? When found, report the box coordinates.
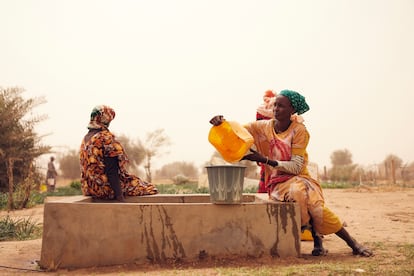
[39,194,301,269]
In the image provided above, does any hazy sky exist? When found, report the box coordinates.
[1,0,413,172]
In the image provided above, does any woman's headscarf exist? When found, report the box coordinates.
[257,90,276,119]
[87,105,116,129]
[264,89,275,98]
[279,89,310,115]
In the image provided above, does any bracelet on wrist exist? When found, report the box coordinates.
[266,158,278,167]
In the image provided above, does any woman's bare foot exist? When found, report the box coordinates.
[311,230,328,256]
[352,244,373,257]
[312,247,328,256]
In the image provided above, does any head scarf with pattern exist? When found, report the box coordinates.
[87,105,116,129]
[279,89,310,115]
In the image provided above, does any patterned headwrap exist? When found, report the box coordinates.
[264,89,275,98]
[87,105,116,129]
[279,89,310,115]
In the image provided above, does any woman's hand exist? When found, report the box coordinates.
[241,149,266,163]
[209,115,225,126]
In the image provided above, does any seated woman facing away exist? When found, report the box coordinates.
[79,105,158,202]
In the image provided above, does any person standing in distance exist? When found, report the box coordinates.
[46,156,58,192]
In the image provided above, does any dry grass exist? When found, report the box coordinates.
[31,242,413,275]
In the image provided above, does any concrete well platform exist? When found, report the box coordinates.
[39,194,300,269]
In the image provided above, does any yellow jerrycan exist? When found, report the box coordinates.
[208,120,254,163]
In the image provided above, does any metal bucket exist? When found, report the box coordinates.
[206,165,246,204]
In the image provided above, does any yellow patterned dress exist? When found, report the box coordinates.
[79,129,158,199]
[245,119,342,235]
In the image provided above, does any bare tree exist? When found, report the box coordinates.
[58,149,81,180]
[328,149,356,182]
[382,154,403,184]
[157,161,199,179]
[116,134,146,174]
[143,129,170,182]
[330,149,353,166]
[401,161,414,184]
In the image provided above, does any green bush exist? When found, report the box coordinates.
[196,186,210,194]
[243,186,259,193]
[321,182,355,189]
[0,215,42,241]
[156,182,258,194]
[0,193,7,210]
[171,174,190,184]
[400,243,414,260]
[0,191,47,210]
[27,191,47,206]
[157,182,206,194]
[48,183,82,196]
[70,180,81,190]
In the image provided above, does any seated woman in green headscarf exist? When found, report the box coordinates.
[79,105,158,202]
[209,89,373,257]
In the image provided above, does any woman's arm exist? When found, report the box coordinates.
[104,156,123,197]
[255,154,304,175]
[273,155,304,175]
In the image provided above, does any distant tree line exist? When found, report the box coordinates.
[1,86,414,210]
[29,143,414,191]
[323,149,414,186]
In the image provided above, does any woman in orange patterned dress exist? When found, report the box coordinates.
[209,90,372,257]
[79,105,158,202]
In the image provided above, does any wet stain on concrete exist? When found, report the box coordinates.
[266,203,300,257]
[286,203,301,255]
[267,204,280,257]
[140,205,186,262]
[158,206,186,259]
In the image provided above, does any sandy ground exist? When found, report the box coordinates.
[0,186,413,275]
